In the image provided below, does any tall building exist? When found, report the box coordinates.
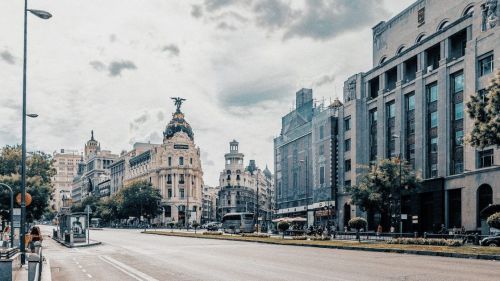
[217,140,275,228]
[51,149,82,212]
[340,0,499,232]
[120,98,205,225]
[201,185,219,223]
[71,131,118,203]
[274,89,341,226]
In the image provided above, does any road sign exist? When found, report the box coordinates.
[84,205,93,214]
[13,208,21,228]
[16,193,32,207]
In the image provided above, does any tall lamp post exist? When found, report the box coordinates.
[0,183,14,248]
[20,1,52,264]
[392,134,403,233]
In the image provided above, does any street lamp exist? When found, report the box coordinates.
[0,183,14,248]
[20,0,52,264]
[392,134,403,233]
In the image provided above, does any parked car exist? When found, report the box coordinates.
[206,222,220,231]
[480,234,500,247]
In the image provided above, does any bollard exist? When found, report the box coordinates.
[424,232,427,239]
[70,231,74,247]
[414,232,418,238]
[28,254,40,281]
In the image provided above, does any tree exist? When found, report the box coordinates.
[347,158,420,230]
[97,196,123,224]
[71,195,100,213]
[117,180,162,220]
[192,221,200,234]
[466,70,500,148]
[348,217,367,242]
[0,145,55,222]
[487,212,500,230]
[277,221,290,239]
[168,222,175,232]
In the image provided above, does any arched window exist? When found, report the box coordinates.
[379,56,387,65]
[226,170,231,175]
[416,33,426,44]
[227,175,231,181]
[477,184,493,227]
[463,4,474,16]
[396,45,406,55]
[438,20,450,31]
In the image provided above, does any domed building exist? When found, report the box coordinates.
[121,98,204,226]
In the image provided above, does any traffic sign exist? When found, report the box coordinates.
[85,205,93,214]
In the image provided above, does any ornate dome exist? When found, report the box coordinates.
[263,165,272,179]
[163,98,194,141]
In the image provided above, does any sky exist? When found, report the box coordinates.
[0,0,415,186]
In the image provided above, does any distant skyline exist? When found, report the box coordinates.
[0,0,414,186]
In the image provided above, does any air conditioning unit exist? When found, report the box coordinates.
[427,65,434,73]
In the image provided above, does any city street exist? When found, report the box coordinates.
[40,225,499,281]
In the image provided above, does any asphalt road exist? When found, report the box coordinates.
[40,226,499,281]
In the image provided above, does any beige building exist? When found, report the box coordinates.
[202,185,219,223]
[122,98,204,225]
[51,149,82,212]
[217,140,274,228]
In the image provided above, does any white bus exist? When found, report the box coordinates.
[222,213,255,234]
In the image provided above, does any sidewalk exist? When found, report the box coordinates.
[143,231,500,261]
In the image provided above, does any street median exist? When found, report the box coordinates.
[142,231,500,261]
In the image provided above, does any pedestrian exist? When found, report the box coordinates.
[377,224,383,236]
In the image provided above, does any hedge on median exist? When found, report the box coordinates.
[387,238,463,247]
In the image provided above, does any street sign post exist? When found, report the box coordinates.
[85,205,92,244]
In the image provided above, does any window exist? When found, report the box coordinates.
[179,174,185,184]
[344,117,351,131]
[319,167,325,185]
[430,137,438,153]
[454,103,464,120]
[387,102,395,118]
[478,54,494,77]
[319,125,324,139]
[319,144,324,155]
[168,157,172,166]
[407,94,415,111]
[453,73,464,93]
[167,189,172,198]
[345,160,351,172]
[430,164,438,177]
[455,130,464,146]
[167,174,172,184]
[179,157,184,166]
[190,158,193,165]
[344,180,351,188]
[430,112,438,128]
[369,109,378,125]
[180,189,185,198]
[478,149,494,168]
[427,83,438,102]
[344,139,351,151]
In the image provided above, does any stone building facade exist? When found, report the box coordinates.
[201,185,219,223]
[274,89,340,226]
[71,132,118,203]
[51,149,82,212]
[217,140,275,228]
[338,0,499,232]
[121,99,204,225]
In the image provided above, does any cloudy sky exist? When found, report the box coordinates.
[0,0,414,186]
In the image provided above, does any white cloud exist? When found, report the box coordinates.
[0,0,414,185]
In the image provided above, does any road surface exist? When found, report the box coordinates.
[40,226,499,281]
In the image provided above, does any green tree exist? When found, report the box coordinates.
[117,180,162,220]
[348,217,368,242]
[487,212,500,230]
[0,145,55,222]
[347,158,420,230]
[97,195,123,224]
[71,195,101,213]
[466,70,500,148]
[277,221,290,239]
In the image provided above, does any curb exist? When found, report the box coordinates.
[51,237,102,248]
[143,232,500,261]
[41,256,52,281]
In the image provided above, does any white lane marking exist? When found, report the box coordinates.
[82,269,87,273]
[98,255,159,281]
[78,265,82,269]
[87,274,93,278]
[76,262,80,265]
